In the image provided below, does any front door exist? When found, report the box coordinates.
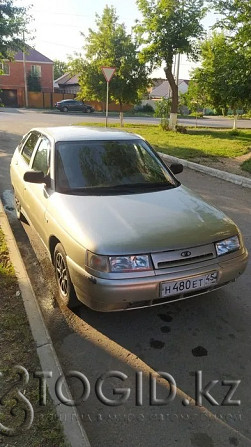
[23,136,52,245]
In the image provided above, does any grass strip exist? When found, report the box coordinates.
[0,228,68,447]
[77,122,251,163]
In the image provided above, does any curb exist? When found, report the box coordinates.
[0,200,91,447]
[159,153,251,189]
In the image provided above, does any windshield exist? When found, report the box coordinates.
[55,139,178,195]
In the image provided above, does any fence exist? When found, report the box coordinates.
[27,92,132,112]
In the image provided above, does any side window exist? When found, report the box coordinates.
[32,137,50,175]
[21,133,40,164]
[17,134,29,152]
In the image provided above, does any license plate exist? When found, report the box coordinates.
[160,271,218,298]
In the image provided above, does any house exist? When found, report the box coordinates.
[54,73,80,94]
[149,79,190,99]
[0,47,53,107]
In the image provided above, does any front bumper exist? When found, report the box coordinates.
[67,248,248,312]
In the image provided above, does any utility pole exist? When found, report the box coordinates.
[176,53,181,85]
[22,32,28,108]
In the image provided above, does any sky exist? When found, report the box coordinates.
[19,0,218,80]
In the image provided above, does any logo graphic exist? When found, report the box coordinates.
[180,251,192,257]
[0,366,34,436]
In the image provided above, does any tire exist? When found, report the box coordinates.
[14,192,22,220]
[62,106,69,112]
[86,108,91,113]
[54,243,79,308]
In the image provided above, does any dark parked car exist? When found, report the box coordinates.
[55,99,95,113]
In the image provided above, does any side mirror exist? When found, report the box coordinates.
[169,163,183,175]
[23,170,49,185]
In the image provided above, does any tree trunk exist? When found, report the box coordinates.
[164,65,178,130]
[119,101,124,127]
[233,111,238,130]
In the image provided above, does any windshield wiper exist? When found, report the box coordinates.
[59,182,176,195]
[106,182,176,190]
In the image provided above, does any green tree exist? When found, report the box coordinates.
[183,77,210,113]
[27,71,41,92]
[54,59,68,80]
[135,0,206,129]
[0,0,31,62]
[191,33,251,128]
[69,6,150,125]
[210,0,251,47]
[154,98,171,129]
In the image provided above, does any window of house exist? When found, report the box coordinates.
[0,63,10,75]
[31,65,41,77]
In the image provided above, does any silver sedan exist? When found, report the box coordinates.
[10,126,248,311]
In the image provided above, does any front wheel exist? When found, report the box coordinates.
[62,106,69,112]
[54,243,78,308]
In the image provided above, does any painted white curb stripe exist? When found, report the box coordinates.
[159,153,251,189]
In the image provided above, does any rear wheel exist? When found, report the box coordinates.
[54,243,78,308]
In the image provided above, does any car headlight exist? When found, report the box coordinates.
[86,251,152,273]
[109,255,152,273]
[215,235,240,256]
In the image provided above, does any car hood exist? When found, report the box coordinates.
[48,185,238,255]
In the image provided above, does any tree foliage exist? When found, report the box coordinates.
[190,33,251,123]
[210,0,251,47]
[183,78,210,112]
[135,0,206,127]
[0,0,31,61]
[53,59,68,80]
[69,6,150,111]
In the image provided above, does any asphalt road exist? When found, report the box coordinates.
[1,107,251,129]
[1,110,251,446]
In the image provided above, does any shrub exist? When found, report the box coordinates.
[229,129,241,136]
[176,125,187,134]
[141,103,154,113]
[160,118,170,130]
[154,98,171,118]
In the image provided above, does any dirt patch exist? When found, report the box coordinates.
[193,155,251,178]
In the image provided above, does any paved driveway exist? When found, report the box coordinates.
[1,110,251,446]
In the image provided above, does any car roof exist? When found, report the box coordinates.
[30,126,143,142]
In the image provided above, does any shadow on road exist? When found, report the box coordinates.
[0,107,22,114]
[0,131,20,191]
